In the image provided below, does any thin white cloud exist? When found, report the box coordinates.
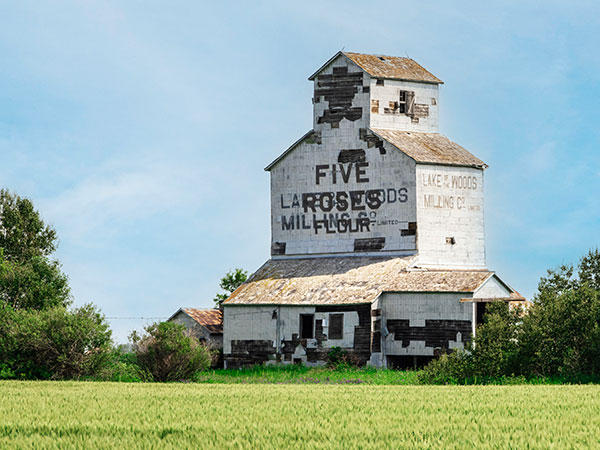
[41,156,214,246]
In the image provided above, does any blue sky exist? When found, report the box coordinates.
[1,1,599,342]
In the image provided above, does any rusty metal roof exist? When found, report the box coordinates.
[181,308,223,334]
[308,51,443,84]
[224,257,501,306]
[372,128,488,169]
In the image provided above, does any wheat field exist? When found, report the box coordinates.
[1,381,599,448]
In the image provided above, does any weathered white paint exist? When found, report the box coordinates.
[473,275,512,298]
[270,137,417,256]
[415,164,486,268]
[223,305,359,365]
[369,78,439,132]
[378,292,472,358]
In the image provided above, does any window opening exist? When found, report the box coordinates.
[300,314,314,339]
[329,314,344,339]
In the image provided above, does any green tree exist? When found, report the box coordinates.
[0,189,71,309]
[0,189,57,262]
[519,250,600,377]
[213,268,248,307]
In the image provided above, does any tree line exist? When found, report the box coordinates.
[0,189,216,381]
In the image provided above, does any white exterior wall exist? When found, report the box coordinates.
[370,79,439,132]
[312,56,370,133]
[473,276,511,298]
[223,306,279,354]
[415,164,486,268]
[270,132,417,257]
[380,292,472,357]
[224,305,359,365]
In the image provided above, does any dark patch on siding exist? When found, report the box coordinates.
[338,149,366,164]
[226,340,276,368]
[231,340,275,355]
[354,237,385,252]
[305,131,322,145]
[271,242,286,255]
[362,86,370,93]
[315,70,363,126]
[401,222,417,236]
[386,320,472,349]
[359,128,386,155]
[371,309,382,317]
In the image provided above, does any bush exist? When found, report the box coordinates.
[327,346,361,368]
[131,322,213,382]
[93,347,149,382]
[419,302,522,384]
[0,303,112,379]
[418,351,472,384]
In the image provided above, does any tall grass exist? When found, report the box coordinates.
[193,365,420,384]
[1,381,600,448]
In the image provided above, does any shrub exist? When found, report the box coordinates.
[418,350,472,384]
[93,347,149,382]
[131,322,212,382]
[0,303,112,379]
[327,346,361,368]
[419,302,521,384]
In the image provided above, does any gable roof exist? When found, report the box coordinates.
[372,129,488,169]
[171,308,223,334]
[224,256,512,306]
[264,130,315,171]
[309,51,443,84]
[264,128,486,172]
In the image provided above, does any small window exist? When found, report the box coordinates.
[376,79,384,86]
[300,314,314,339]
[399,90,415,115]
[398,91,407,113]
[329,314,344,340]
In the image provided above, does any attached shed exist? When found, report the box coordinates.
[168,308,223,349]
[223,256,524,368]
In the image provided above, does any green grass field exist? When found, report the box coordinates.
[1,381,600,449]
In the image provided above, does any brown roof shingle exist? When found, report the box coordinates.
[182,308,223,334]
[372,128,487,169]
[225,257,497,306]
[343,52,443,84]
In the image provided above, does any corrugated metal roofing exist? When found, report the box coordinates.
[182,308,223,334]
[372,129,487,169]
[224,256,499,306]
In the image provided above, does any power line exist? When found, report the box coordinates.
[106,317,167,320]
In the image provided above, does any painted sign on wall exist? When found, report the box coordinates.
[271,144,416,256]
